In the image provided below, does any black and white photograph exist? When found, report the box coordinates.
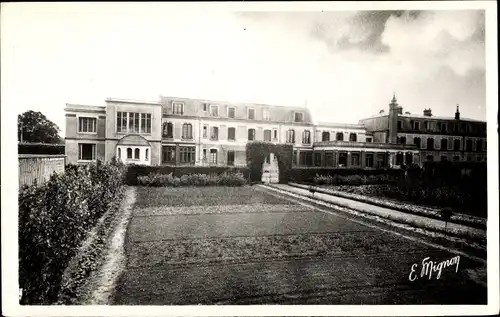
[1,1,498,316]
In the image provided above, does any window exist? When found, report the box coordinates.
[118,148,121,159]
[145,149,149,160]
[366,137,373,143]
[182,123,193,139]
[322,131,330,142]
[476,140,483,152]
[413,137,421,148]
[142,113,152,133]
[454,139,461,151]
[325,151,334,167]
[441,138,448,150]
[117,112,127,132]
[118,112,151,133]
[79,117,97,133]
[314,152,322,167]
[202,103,208,112]
[292,150,297,166]
[352,153,360,166]
[453,123,458,133]
[395,153,404,165]
[248,108,255,120]
[162,146,175,163]
[294,112,304,122]
[414,121,420,130]
[286,129,295,143]
[273,129,278,140]
[349,133,357,142]
[202,149,207,160]
[228,107,235,118]
[248,128,256,141]
[302,130,311,144]
[376,153,385,168]
[305,152,313,166]
[264,129,272,142]
[453,155,460,162]
[424,121,429,131]
[210,127,219,141]
[173,102,184,115]
[263,109,271,121]
[397,136,406,144]
[228,127,236,141]
[466,139,473,151]
[210,149,218,164]
[210,105,219,117]
[336,132,344,141]
[179,147,195,164]
[227,151,235,166]
[397,121,402,130]
[129,112,139,133]
[134,148,140,159]
[366,153,374,168]
[441,155,448,162]
[426,138,434,150]
[163,122,173,138]
[127,148,132,159]
[299,152,306,166]
[441,122,447,133]
[203,125,208,138]
[79,143,96,161]
[338,152,347,166]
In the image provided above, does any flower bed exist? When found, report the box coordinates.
[137,172,247,187]
[18,159,126,304]
[308,184,486,228]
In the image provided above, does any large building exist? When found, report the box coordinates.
[359,95,487,163]
[69,94,479,169]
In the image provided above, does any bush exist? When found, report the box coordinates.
[313,173,396,186]
[291,167,404,184]
[18,159,126,304]
[18,143,65,155]
[137,172,247,187]
[125,164,249,185]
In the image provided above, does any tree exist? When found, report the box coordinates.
[18,110,63,144]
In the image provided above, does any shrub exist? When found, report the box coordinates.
[18,159,126,304]
[137,172,247,187]
[313,173,396,186]
[126,164,249,185]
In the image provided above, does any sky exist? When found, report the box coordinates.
[1,3,488,138]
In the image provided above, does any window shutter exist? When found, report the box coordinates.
[174,122,181,139]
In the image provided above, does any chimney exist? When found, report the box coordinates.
[455,104,460,120]
[423,108,432,117]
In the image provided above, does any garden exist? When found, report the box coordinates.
[311,162,488,219]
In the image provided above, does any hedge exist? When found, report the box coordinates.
[137,172,247,187]
[18,159,126,304]
[125,164,250,185]
[290,167,405,184]
[18,142,65,155]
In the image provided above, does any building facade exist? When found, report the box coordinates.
[359,95,487,163]
[67,94,487,168]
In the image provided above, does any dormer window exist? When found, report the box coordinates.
[294,112,304,122]
[210,104,219,117]
[263,109,271,121]
[172,102,184,115]
[202,103,209,112]
[248,108,255,120]
[228,107,235,118]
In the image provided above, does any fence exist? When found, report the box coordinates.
[19,154,66,187]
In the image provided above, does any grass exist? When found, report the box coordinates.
[134,186,294,208]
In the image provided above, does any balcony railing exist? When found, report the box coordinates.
[313,140,419,150]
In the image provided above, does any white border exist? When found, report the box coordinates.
[2,1,498,316]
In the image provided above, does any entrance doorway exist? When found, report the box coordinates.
[261,153,279,183]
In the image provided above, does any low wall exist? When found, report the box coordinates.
[19,154,66,187]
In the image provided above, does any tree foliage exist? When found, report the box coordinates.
[18,110,63,144]
[246,142,293,184]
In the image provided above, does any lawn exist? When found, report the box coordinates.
[113,185,487,305]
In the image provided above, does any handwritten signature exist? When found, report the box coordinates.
[409,256,460,281]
